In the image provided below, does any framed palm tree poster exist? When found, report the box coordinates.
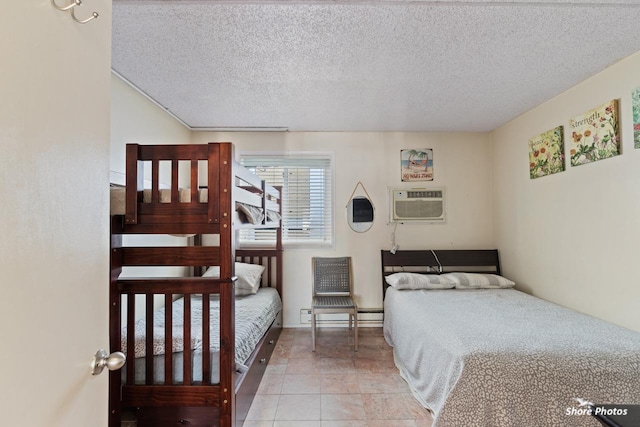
[401,149,433,181]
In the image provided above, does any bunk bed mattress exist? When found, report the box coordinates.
[110,187,279,225]
[124,287,282,384]
[383,287,640,427]
[110,187,208,215]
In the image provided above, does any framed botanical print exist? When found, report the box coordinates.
[528,126,565,179]
[569,99,620,167]
[632,87,640,149]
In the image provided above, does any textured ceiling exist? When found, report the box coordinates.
[112,1,640,132]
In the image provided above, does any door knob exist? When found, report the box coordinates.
[90,349,126,376]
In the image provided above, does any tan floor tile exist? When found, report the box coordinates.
[353,357,396,374]
[292,333,314,346]
[246,395,280,421]
[277,330,297,341]
[321,374,360,394]
[288,343,317,359]
[321,394,366,420]
[357,373,407,394]
[322,421,368,427]
[272,343,292,359]
[248,328,432,426]
[362,393,430,420]
[275,394,321,421]
[274,421,321,427]
[314,345,355,358]
[353,347,391,360]
[357,335,387,346]
[265,358,288,375]
[281,374,322,394]
[285,357,320,374]
[318,357,356,374]
[257,374,284,395]
[316,334,351,345]
[242,421,274,427]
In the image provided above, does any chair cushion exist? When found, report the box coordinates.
[312,295,356,309]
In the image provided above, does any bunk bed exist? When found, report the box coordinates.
[110,143,283,427]
[381,249,640,427]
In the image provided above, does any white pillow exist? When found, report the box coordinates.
[442,272,515,289]
[203,266,252,296]
[235,262,265,293]
[202,266,220,278]
[202,262,265,295]
[236,203,264,225]
[384,273,454,290]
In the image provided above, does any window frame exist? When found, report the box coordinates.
[237,151,335,249]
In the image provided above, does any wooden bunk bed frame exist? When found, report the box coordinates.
[110,143,283,427]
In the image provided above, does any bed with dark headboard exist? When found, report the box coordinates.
[381,249,500,297]
[381,249,640,427]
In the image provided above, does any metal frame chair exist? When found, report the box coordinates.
[311,256,358,351]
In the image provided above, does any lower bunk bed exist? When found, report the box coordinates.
[109,142,283,427]
[123,285,282,425]
[381,249,640,427]
[111,234,284,427]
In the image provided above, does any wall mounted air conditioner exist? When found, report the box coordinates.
[389,188,446,223]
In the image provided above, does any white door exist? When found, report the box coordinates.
[0,1,112,425]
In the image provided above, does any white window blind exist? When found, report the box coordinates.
[239,154,333,247]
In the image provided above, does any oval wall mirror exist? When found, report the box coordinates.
[347,196,374,233]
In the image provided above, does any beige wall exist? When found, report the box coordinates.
[111,74,192,179]
[111,74,194,312]
[192,132,494,327]
[113,49,640,332]
[110,81,495,327]
[491,51,640,332]
[0,0,112,425]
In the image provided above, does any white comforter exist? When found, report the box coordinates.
[384,287,640,427]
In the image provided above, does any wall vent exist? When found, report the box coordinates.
[390,188,446,222]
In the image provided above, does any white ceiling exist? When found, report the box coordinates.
[112,0,640,132]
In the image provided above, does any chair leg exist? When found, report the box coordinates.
[353,310,358,352]
[348,313,352,330]
[311,311,316,352]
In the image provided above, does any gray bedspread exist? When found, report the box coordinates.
[384,287,640,427]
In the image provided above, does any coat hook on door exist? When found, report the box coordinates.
[71,6,99,24]
[51,0,99,24]
[51,0,81,11]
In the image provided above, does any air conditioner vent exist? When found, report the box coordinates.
[395,200,443,218]
[390,187,446,223]
[407,190,442,199]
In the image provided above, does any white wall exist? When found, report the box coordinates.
[0,0,111,425]
[110,73,195,314]
[111,74,192,179]
[492,51,640,332]
[193,131,494,327]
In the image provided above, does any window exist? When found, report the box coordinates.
[239,154,333,247]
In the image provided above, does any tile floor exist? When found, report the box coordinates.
[244,327,434,427]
